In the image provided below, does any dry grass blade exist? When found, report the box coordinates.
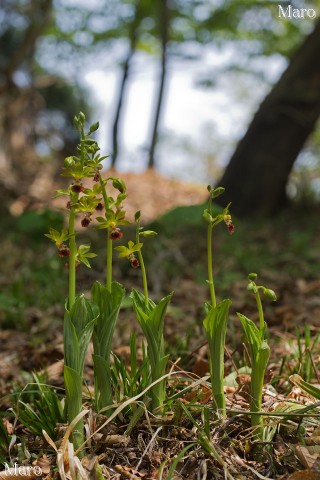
[0,469,41,480]
[43,409,90,480]
[233,455,275,480]
[75,372,183,455]
[135,426,162,470]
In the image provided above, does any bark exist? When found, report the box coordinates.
[0,0,53,199]
[216,20,320,217]
[148,0,169,169]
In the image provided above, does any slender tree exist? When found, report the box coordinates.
[111,33,137,167]
[148,0,170,169]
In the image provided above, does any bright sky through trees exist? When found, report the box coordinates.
[85,46,286,182]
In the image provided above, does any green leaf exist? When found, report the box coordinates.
[290,374,320,400]
[92,281,125,409]
[250,340,270,422]
[93,354,113,409]
[63,365,84,450]
[130,290,173,410]
[64,295,98,374]
[203,299,231,413]
[237,312,265,362]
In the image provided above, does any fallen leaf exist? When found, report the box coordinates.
[295,445,320,470]
[287,470,320,480]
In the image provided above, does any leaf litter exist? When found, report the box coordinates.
[0,171,320,479]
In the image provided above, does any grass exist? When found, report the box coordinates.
[0,202,320,478]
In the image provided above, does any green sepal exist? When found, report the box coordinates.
[88,121,99,134]
[210,186,225,200]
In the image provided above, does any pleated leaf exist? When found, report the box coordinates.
[203,299,231,413]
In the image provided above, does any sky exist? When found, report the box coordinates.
[84,44,287,184]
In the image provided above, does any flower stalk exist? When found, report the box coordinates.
[238,273,277,445]
[68,193,78,309]
[135,213,149,306]
[203,186,233,416]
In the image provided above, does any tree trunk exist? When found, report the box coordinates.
[148,0,169,169]
[216,20,320,217]
[0,0,53,204]
[111,34,137,167]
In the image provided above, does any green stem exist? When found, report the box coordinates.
[68,195,78,309]
[255,290,264,330]
[106,235,113,292]
[99,174,112,291]
[207,224,216,308]
[250,363,264,442]
[99,175,109,209]
[136,225,148,306]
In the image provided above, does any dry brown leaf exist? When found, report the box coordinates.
[295,445,320,470]
[0,467,43,480]
[39,361,64,382]
[114,465,146,478]
[192,358,209,377]
[104,435,130,446]
[33,455,51,475]
[287,470,320,480]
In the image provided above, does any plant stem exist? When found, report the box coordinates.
[99,175,109,209]
[106,235,113,292]
[207,224,216,308]
[136,224,148,306]
[255,290,264,330]
[250,363,264,441]
[68,195,78,309]
[99,175,112,291]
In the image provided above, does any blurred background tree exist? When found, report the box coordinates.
[0,0,88,212]
[1,0,320,215]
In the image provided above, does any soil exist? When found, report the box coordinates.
[1,170,320,479]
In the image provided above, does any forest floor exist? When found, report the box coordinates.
[0,170,320,479]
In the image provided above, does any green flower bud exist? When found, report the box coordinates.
[247,282,256,292]
[210,187,225,200]
[64,156,75,168]
[203,209,213,224]
[248,273,257,281]
[73,115,79,129]
[135,211,141,222]
[112,178,126,193]
[89,121,99,134]
[83,138,97,145]
[263,288,277,302]
[79,111,86,124]
[140,230,157,237]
